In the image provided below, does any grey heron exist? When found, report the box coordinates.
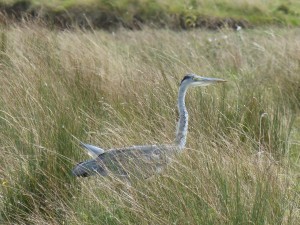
[72,74,226,178]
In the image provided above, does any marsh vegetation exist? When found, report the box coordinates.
[0,23,299,224]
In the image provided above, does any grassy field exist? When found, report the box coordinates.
[0,23,299,224]
[1,0,300,28]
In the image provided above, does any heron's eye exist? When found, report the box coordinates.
[181,75,192,84]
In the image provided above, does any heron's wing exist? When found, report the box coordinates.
[73,144,176,177]
[80,142,105,157]
[100,145,176,177]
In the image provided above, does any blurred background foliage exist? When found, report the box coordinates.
[0,0,300,29]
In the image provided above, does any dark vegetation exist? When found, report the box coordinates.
[0,0,300,30]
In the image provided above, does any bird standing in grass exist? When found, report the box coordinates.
[72,74,226,178]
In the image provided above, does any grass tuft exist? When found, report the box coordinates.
[0,25,299,224]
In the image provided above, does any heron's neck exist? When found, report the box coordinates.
[175,84,189,150]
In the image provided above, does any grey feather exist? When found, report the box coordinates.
[72,74,226,178]
[80,142,105,157]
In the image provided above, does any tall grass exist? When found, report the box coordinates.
[0,24,299,224]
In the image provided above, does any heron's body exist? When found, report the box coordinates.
[72,74,226,178]
[77,144,178,177]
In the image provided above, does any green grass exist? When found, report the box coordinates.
[1,0,300,28]
[0,24,299,224]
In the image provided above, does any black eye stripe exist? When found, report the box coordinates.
[181,75,193,84]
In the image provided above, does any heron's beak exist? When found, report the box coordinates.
[195,76,226,83]
[192,75,227,86]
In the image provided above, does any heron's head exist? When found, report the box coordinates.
[181,74,226,87]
